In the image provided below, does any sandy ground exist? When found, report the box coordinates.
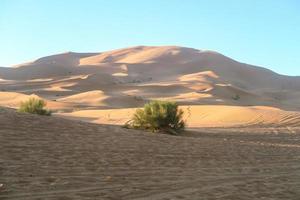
[57,105,300,130]
[1,108,300,200]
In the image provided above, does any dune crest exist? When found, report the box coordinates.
[58,90,109,106]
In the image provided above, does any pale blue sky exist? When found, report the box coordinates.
[0,0,299,75]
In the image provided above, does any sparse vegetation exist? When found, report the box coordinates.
[18,98,51,116]
[125,100,185,134]
[232,94,240,100]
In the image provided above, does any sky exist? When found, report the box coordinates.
[0,0,299,75]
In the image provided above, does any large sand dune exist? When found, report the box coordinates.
[1,46,300,127]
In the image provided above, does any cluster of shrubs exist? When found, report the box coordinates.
[125,100,185,135]
[18,98,51,116]
[18,97,184,135]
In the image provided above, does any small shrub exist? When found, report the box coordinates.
[126,100,185,134]
[18,98,51,116]
[232,94,240,100]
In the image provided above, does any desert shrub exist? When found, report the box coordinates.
[232,94,240,100]
[18,98,51,116]
[126,100,185,134]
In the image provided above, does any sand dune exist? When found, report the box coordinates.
[0,91,71,110]
[57,105,300,128]
[1,46,300,127]
[78,46,200,65]
[0,92,40,108]
[182,105,300,127]
[57,90,109,106]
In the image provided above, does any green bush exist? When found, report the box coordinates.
[126,100,185,134]
[232,94,240,100]
[18,98,51,116]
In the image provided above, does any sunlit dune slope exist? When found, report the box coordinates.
[57,105,300,128]
[0,91,71,110]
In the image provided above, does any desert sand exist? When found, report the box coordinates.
[57,105,300,129]
[1,108,300,199]
[1,46,300,199]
